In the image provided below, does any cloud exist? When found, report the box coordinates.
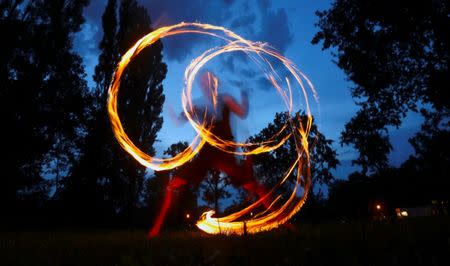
[256,8,293,53]
[241,68,258,77]
[139,0,236,62]
[74,20,102,88]
[230,13,256,29]
[222,0,236,5]
[219,1,295,92]
[223,56,235,72]
[140,0,235,26]
[139,0,294,62]
[256,0,271,12]
[73,0,107,88]
[75,0,295,88]
[83,0,107,22]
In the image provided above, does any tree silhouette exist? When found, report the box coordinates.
[216,111,339,221]
[0,0,90,221]
[200,170,232,214]
[404,110,449,201]
[64,0,167,225]
[313,0,450,174]
[248,112,339,189]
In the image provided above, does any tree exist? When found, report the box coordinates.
[241,112,338,221]
[404,110,450,201]
[64,0,167,225]
[312,0,450,174]
[200,170,232,214]
[248,112,339,189]
[216,112,338,221]
[0,0,90,221]
[93,0,118,99]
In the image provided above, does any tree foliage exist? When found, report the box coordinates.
[248,112,339,189]
[63,0,167,225]
[200,170,232,213]
[0,0,90,217]
[313,0,450,174]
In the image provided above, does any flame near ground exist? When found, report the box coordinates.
[107,22,318,235]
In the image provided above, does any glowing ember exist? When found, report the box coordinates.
[107,22,318,235]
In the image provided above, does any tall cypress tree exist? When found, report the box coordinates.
[66,0,167,225]
[93,0,117,98]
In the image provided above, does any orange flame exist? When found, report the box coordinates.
[107,22,318,235]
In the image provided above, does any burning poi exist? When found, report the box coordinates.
[107,22,318,236]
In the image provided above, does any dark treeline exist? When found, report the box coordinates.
[1,0,449,231]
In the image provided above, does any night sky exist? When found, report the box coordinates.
[74,0,423,179]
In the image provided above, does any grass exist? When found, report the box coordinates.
[1,217,449,266]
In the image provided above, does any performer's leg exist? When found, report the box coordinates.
[217,155,272,208]
[148,150,210,238]
[242,179,272,208]
[243,156,269,205]
[148,176,187,238]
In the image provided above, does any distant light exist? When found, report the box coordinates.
[186,213,190,219]
[400,211,408,217]
[250,212,253,216]
[376,204,381,210]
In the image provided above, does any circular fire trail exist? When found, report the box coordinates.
[107,22,318,235]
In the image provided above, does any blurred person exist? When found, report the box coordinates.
[149,71,269,237]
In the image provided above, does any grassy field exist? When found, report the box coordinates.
[1,217,449,266]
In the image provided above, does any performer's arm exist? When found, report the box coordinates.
[223,90,249,118]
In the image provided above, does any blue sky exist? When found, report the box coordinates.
[74,0,423,179]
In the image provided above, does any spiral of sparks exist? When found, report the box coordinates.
[107,22,318,235]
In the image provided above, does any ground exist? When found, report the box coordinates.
[1,217,449,266]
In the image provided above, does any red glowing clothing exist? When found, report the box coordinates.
[174,93,252,186]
